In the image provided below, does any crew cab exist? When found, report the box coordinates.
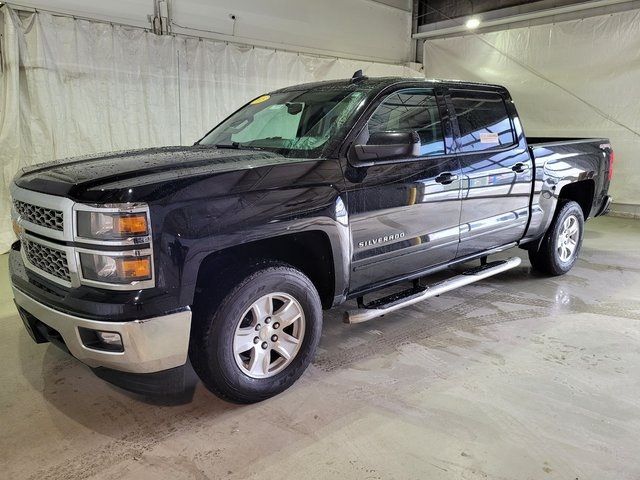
[9,75,613,403]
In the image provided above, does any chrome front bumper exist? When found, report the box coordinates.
[13,287,191,374]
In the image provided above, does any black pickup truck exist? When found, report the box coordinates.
[10,75,613,403]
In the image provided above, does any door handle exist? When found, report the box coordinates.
[512,162,529,174]
[435,172,458,185]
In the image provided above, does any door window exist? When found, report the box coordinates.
[450,91,515,152]
[368,89,445,156]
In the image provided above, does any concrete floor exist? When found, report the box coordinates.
[1,216,640,479]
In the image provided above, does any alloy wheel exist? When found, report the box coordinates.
[233,292,305,379]
[557,214,580,262]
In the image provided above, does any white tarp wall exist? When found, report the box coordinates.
[424,8,640,209]
[0,7,419,252]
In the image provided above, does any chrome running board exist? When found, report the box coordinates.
[344,257,522,324]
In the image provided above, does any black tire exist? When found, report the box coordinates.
[528,199,585,276]
[189,261,322,403]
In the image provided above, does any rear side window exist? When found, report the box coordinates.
[368,89,445,156]
[450,90,515,152]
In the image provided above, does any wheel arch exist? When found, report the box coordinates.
[193,230,339,310]
[522,176,596,248]
[558,179,595,220]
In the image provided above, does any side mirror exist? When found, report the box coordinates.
[353,131,421,162]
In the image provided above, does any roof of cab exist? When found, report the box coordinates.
[271,76,508,95]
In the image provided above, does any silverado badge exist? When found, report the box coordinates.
[358,232,406,248]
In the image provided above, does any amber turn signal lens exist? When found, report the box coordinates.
[115,214,148,235]
[12,219,23,236]
[118,257,152,279]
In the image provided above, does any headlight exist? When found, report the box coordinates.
[77,211,149,240]
[80,253,152,284]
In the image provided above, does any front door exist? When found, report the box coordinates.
[345,87,463,292]
[448,88,533,257]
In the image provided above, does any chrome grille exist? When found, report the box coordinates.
[13,200,64,231]
[22,238,71,282]
[11,184,155,290]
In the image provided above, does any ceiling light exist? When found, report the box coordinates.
[466,17,481,29]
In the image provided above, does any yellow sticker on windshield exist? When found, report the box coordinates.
[250,95,270,105]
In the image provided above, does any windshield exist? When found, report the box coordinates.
[199,89,366,157]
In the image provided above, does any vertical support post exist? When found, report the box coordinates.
[176,46,182,145]
[151,0,171,35]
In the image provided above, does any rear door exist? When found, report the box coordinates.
[448,88,533,257]
[346,87,462,292]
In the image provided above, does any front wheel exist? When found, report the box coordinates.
[190,262,322,403]
[529,199,585,276]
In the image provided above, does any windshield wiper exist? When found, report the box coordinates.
[215,142,241,149]
[214,142,263,151]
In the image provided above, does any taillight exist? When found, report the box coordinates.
[608,150,615,181]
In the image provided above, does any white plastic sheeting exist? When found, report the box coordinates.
[424,9,640,207]
[0,7,419,252]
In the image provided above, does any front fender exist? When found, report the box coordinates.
[154,186,351,308]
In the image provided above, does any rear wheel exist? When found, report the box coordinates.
[528,199,584,276]
[190,262,322,403]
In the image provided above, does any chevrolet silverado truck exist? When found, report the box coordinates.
[10,74,613,403]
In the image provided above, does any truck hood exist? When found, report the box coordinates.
[14,146,303,200]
